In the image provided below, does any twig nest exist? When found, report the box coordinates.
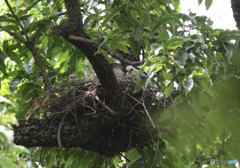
[32,77,179,156]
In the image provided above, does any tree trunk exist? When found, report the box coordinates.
[231,0,240,29]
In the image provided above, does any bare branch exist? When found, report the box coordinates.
[0,24,25,44]
[31,28,41,43]
[68,34,143,66]
[4,0,29,42]
[117,0,128,15]
[26,42,52,90]
[95,95,117,115]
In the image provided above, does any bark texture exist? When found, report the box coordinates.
[231,0,240,29]
[54,0,128,114]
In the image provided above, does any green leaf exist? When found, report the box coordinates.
[121,14,139,28]
[223,42,233,63]
[162,71,172,80]
[177,49,188,66]
[130,41,140,57]
[164,38,184,49]
[133,78,147,94]
[198,0,203,5]
[10,75,22,92]
[84,14,97,27]
[19,14,33,20]
[127,149,141,164]
[152,15,182,32]
[102,7,122,28]
[0,15,8,22]
[1,25,19,31]
[205,0,213,10]
[203,49,212,61]
[197,79,214,97]
[52,34,62,47]
[132,27,142,40]
[0,158,15,168]
[165,82,173,98]
[0,51,7,76]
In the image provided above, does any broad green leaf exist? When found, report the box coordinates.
[0,158,15,168]
[198,0,203,5]
[52,34,62,47]
[120,14,139,28]
[152,15,182,32]
[19,14,33,20]
[130,41,140,57]
[84,14,97,27]
[165,82,173,98]
[133,78,147,94]
[117,41,129,53]
[127,149,142,164]
[102,7,122,28]
[132,27,142,40]
[223,42,233,63]
[1,25,19,31]
[197,79,214,97]
[205,0,213,10]
[177,49,188,66]
[162,71,172,80]
[0,15,8,22]
[164,38,184,49]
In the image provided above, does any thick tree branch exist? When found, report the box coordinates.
[68,34,143,66]
[231,0,240,29]
[55,0,131,114]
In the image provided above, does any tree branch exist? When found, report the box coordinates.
[0,24,25,44]
[68,34,143,66]
[56,0,131,114]
[4,0,29,42]
[26,42,52,90]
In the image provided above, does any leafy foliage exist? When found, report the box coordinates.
[0,0,240,167]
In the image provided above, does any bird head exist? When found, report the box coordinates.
[69,74,78,81]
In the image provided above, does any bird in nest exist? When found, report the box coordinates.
[125,65,146,81]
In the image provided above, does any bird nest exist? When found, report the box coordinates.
[27,77,179,157]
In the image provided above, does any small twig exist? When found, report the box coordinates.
[68,34,143,66]
[57,12,68,17]
[95,95,116,115]
[0,24,25,43]
[120,153,131,163]
[142,101,155,128]
[39,147,43,166]
[117,0,128,15]
[82,104,97,115]
[57,111,69,148]
[4,0,29,42]
[32,27,41,43]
